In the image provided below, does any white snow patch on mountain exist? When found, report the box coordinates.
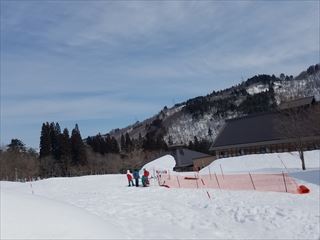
[164,112,224,145]
[246,84,269,95]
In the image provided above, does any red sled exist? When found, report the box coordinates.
[297,185,310,194]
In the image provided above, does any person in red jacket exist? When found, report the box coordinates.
[142,168,150,187]
[126,170,134,187]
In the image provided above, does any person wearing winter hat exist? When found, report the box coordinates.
[126,170,134,187]
[142,168,150,187]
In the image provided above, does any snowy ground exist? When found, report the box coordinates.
[1,151,319,239]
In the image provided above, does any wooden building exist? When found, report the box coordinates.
[168,145,214,172]
[211,96,320,159]
[193,155,217,171]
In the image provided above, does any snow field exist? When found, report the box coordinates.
[1,190,124,239]
[1,150,319,239]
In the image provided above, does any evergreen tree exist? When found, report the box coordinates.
[71,124,87,165]
[104,135,112,154]
[97,134,104,154]
[120,134,126,152]
[7,139,26,152]
[142,132,153,150]
[156,135,168,150]
[50,122,62,161]
[137,133,143,149]
[143,132,167,151]
[55,122,61,135]
[92,134,102,153]
[188,140,194,150]
[194,136,199,149]
[87,134,119,154]
[60,128,71,176]
[125,133,132,152]
[111,137,120,153]
[40,122,51,158]
[208,128,213,137]
[86,136,93,147]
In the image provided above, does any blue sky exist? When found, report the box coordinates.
[1,1,319,149]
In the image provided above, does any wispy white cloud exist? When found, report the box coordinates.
[1,0,319,147]
[3,95,162,124]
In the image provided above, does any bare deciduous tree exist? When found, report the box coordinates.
[275,104,320,170]
[0,150,39,181]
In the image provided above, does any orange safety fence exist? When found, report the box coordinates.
[156,172,309,194]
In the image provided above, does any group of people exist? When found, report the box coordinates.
[126,168,150,187]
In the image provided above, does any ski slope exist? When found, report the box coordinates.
[1,151,319,239]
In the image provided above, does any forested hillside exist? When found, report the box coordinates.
[102,63,320,151]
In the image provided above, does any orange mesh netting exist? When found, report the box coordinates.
[157,172,306,194]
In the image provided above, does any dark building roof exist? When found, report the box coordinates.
[168,144,186,150]
[170,148,211,168]
[212,96,320,150]
[278,96,315,110]
[212,112,284,149]
[212,110,320,150]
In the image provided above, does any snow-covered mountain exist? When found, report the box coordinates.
[105,64,320,146]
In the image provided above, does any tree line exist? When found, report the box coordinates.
[87,134,120,154]
[87,131,168,155]
[39,122,87,177]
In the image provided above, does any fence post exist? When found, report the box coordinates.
[282,171,288,193]
[29,177,34,195]
[195,173,199,189]
[220,164,224,179]
[208,166,212,180]
[214,172,221,190]
[206,191,211,199]
[249,172,256,190]
[176,176,181,188]
[279,157,288,172]
[200,178,211,200]
[201,178,205,186]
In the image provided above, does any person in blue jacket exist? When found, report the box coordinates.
[133,169,140,187]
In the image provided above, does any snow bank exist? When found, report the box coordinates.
[1,189,126,239]
[1,150,319,239]
[201,150,320,174]
[140,154,175,176]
